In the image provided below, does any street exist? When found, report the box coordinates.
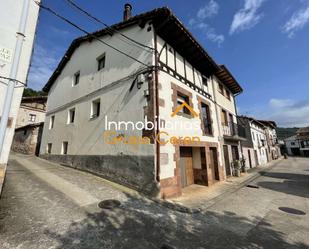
[0,154,309,249]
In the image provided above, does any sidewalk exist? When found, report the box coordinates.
[169,158,283,212]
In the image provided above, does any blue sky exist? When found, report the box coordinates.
[28,0,309,127]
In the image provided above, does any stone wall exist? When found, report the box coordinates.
[40,154,159,196]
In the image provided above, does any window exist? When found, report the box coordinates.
[291,142,295,146]
[29,114,36,122]
[67,108,75,124]
[221,109,228,126]
[97,54,105,71]
[176,93,190,115]
[47,143,52,154]
[201,103,212,135]
[73,71,80,86]
[23,129,27,136]
[202,76,208,87]
[49,115,55,129]
[91,99,101,118]
[62,141,68,155]
[218,83,224,94]
[252,132,255,140]
[226,89,231,100]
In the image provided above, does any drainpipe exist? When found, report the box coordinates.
[153,30,160,182]
[0,0,30,159]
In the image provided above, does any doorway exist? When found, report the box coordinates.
[209,147,220,181]
[223,145,231,176]
[231,145,239,161]
[254,150,259,166]
[248,149,252,168]
[179,147,194,188]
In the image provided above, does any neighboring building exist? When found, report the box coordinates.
[296,127,309,157]
[238,116,268,168]
[0,0,40,166]
[258,120,281,160]
[40,5,244,198]
[11,122,44,155]
[16,96,47,128]
[284,135,301,156]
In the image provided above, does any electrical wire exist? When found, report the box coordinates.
[63,0,154,52]
[0,76,27,86]
[34,1,151,68]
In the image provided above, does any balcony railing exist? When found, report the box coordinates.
[222,122,246,139]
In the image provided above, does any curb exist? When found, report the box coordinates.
[0,163,7,199]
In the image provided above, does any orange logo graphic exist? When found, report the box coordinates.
[171,102,198,117]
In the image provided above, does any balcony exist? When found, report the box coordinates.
[222,122,246,141]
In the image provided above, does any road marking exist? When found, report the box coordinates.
[17,157,99,207]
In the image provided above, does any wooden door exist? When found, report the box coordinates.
[223,145,231,176]
[180,147,194,187]
[209,147,219,181]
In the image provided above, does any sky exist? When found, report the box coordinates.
[28,0,309,127]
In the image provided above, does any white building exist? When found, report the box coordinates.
[238,116,268,168]
[40,5,244,198]
[0,0,40,165]
[284,135,301,156]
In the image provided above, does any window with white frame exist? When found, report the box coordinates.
[62,141,68,155]
[29,114,36,122]
[91,99,101,118]
[97,54,105,71]
[67,108,75,124]
[49,115,55,129]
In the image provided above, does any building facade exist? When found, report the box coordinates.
[40,6,244,198]
[0,0,40,165]
[284,135,301,156]
[15,96,47,128]
[296,127,309,157]
[238,116,268,168]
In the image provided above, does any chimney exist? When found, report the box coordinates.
[123,3,132,21]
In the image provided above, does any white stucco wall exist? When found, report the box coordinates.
[16,107,46,128]
[0,0,40,164]
[40,23,155,156]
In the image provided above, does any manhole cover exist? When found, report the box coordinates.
[98,199,121,209]
[246,184,259,189]
[278,207,306,215]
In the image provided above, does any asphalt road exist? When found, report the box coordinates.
[0,154,308,249]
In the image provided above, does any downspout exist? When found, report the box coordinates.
[154,30,160,182]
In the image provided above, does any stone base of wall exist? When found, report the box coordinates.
[40,154,159,197]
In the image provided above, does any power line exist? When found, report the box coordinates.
[0,75,27,86]
[35,1,150,68]
[63,0,154,52]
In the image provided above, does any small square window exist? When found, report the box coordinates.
[47,143,52,154]
[218,83,224,94]
[97,54,105,71]
[67,108,75,124]
[62,141,68,155]
[91,99,101,118]
[226,89,231,100]
[29,114,36,122]
[202,76,208,87]
[49,115,55,129]
[73,71,80,86]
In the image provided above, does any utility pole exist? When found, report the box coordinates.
[0,0,30,156]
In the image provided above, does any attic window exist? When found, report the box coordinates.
[97,54,106,71]
[202,76,208,87]
[73,71,80,86]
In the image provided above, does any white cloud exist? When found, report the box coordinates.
[229,0,266,34]
[282,3,309,38]
[267,98,309,127]
[197,0,219,19]
[27,45,60,90]
[189,0,224,46]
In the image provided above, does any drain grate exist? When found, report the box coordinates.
[98,199,121,209]
[278,207,306,215]
[246,184,259,189]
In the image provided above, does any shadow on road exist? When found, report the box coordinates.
[44,193,307,249]
[258,171,309,198]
